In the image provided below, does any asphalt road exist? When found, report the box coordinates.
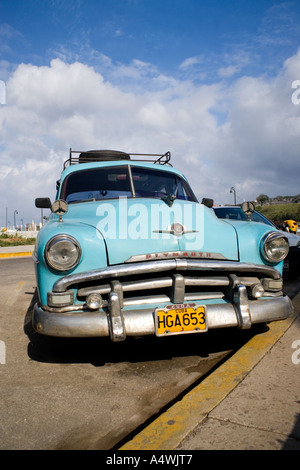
[0,257,296,450]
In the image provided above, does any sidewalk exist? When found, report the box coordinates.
[121,292,300,450]
[0,245,34,258]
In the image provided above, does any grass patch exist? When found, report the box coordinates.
[0,234,36,247]
[256,203,300,223]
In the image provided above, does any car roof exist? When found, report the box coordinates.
[60,159,186,180]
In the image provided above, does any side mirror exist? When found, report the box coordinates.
[201,198,214,208]
[35,197,52,209]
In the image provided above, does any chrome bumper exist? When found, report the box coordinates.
[33,293,293,341]
[33,259,293,341]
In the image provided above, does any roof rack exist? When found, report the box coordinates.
[63,149,172,169]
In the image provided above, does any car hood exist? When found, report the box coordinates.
[61,199,239,265]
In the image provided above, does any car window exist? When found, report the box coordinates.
[61,165,197,203]
[214,208,247,221]
[131,166,196,201]
[214,207,274,227]
[248,211,273,226]
[61,166,132,203]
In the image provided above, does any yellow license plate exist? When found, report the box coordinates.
[155,304,207,336]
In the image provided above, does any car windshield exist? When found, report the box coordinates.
[214,207,274,227]
[60,165,197,204]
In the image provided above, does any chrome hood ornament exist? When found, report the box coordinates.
[153,223,198,237]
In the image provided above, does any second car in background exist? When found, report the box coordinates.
[214,205,300,275]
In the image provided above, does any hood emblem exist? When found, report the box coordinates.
[153,223,198,237]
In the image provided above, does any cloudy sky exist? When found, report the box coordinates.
[1,0,300,228]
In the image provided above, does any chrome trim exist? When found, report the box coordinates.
[127,165,136,197]
[108,292,126,342]
[47,291,74,307]
[261,291,283,297]
[42,303,86,313]
[125,251,227,262]
[261,231,289,263]
[123,295,171,305]
[53,259,281,293]
[33,294,293,339]
[153,225,198,236]
[77,275,262,298]
[32,249,39,264]
[122,292,225,306]
[78,277,174,296]
[172,273,185,303]
[45,234,82,271]
[233,284,251,329]
[43,292,226,312]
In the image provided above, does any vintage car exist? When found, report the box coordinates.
[33,150,293,342]
[213,206,300,274]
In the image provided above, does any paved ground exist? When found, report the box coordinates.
[121,291,300,450]
[1,246,299,451]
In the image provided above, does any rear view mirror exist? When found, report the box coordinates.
[35,198,52,209]
[201,198,214,208]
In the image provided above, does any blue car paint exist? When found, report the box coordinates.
[34,217,108,306]
[33,152,291,339]
[219,218,284,271]
[35,197,282,307]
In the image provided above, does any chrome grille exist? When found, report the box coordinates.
[76,270,279,307]
[50,259,283,311]
[77,273,232,305]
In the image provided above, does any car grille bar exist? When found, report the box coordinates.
[77,275,231,296]
[77,274,264,306]
[53,259,281,293]
[47,259,284,313]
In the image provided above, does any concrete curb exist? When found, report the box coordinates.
[120,293,300,450]
[0,251,33,258]
[0,246,34,258]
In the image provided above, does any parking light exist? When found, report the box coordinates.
[86,294,103,310]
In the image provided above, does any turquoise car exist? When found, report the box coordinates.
[33,150,293,341]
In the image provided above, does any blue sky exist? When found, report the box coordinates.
[0,0,300,227]
[2,0,299,80]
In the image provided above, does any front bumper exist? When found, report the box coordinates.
[33,259,293,341]
[33,293,293,341]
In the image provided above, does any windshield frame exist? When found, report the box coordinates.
[59,164,198,204]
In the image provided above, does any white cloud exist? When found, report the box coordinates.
[179,56,201,69]
[1,50,300,227]
[218,65,240,78]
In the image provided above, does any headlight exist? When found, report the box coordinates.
[45,235,81,271]
[261,232,289,263]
